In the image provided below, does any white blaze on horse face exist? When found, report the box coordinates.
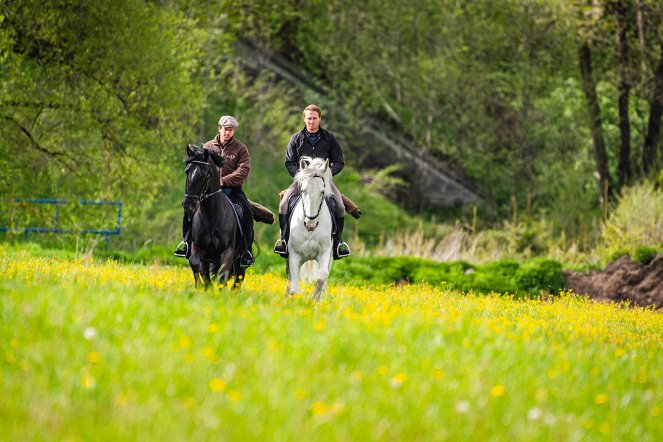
[301,176,324,231]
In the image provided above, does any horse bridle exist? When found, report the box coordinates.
[302,175,326,221]
[184,160,223,203]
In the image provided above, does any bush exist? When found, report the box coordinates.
[602,181,663,261]
[469,260,521,294]
[514,258,564,296]
[632,246,659,265]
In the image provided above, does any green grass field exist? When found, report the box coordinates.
[1,244,662,441]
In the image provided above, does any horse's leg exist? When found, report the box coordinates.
[287,254,302,296]
[216,249,234,288]
[311,258,331,301]
[188,247,204,287]
[201,259,213,288]
[285,259,292,296]
[311,252,332,302]
[210,260,220,279]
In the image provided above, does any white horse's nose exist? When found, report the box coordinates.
[305,219,318,231]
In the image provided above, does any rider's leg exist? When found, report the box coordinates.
[331,184,350,259]
[273,214,288,256]
[174,211,192,257]
[240,217,255,267]
[274,183,298,256]
[229,194,254,267]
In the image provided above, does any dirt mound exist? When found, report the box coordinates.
[564,255,663,308]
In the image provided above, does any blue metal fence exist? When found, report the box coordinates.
[0,198,122,245]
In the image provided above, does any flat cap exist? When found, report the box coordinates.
[218,115,239,128]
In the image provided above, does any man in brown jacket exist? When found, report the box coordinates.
[175,115,254,267]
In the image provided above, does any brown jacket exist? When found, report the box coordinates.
[204,135,250,188]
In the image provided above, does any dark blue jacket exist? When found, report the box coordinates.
[284,127,345,177]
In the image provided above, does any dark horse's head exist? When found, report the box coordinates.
[182,144,225,212]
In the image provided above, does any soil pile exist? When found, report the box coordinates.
[564,255,663,308]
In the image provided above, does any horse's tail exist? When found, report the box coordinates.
[300,260,318,283]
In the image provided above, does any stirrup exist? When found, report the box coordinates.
[240,251,254,268]
[334,242,351,260]
[174,241,189,258]
[273,239,288,256]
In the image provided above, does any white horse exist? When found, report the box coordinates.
[286,156,334,301]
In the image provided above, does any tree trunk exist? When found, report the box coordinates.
[615,0,631,189]
[578,41,613,201]
[643,43,663,175]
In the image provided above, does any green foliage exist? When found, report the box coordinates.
[470,260,520,294]
[329,254,562,298]
[3,0,662,264]
[632,246,660,266]
[514,258,564,296]
[608,249,630,263]
[280,0,583,214]
[601,181,663,262]
[1,0,206,247]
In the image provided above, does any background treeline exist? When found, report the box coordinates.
[1,0,662,263]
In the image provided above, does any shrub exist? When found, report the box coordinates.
[633,246,659,265]
[602,181,663,261]
[469,260,521,294]
[411,260,472,290]
[514,258,564,296]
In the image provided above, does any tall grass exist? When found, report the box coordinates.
[362,180,663,269]
[1,245,662,441]
[358,221,602,267]
[602,181,663,260]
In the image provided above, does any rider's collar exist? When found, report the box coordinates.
[219,136,234,147]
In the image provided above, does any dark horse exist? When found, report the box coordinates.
[182,144,246,288]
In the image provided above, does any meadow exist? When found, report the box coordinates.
[1,244,662,441]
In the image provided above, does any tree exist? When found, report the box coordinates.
[0,0,205,240]
[576,1,614,203]
[613,0,633,188]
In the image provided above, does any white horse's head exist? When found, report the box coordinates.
[295,156,332,231]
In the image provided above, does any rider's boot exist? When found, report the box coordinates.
[240,249,254,267]
[273,213,288,257]
[174,211,192,258]
[333,216,351,260]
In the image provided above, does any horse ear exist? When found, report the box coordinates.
[300,157,310,170]
[209,150,226,168]
[186,144,195,156]
[324,159,329,171]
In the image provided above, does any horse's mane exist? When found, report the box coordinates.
[185,144,225,169]
[185,144,206,163]
[294,156,333,197]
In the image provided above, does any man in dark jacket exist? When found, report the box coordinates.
[175,115,254,267]
[274,104,350,259]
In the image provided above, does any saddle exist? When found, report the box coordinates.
[281,193,337,245]
[229,201,247,238]
[227,199,254,254]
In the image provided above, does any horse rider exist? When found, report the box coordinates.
[274,104,351,260]
[175,115,255,267]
